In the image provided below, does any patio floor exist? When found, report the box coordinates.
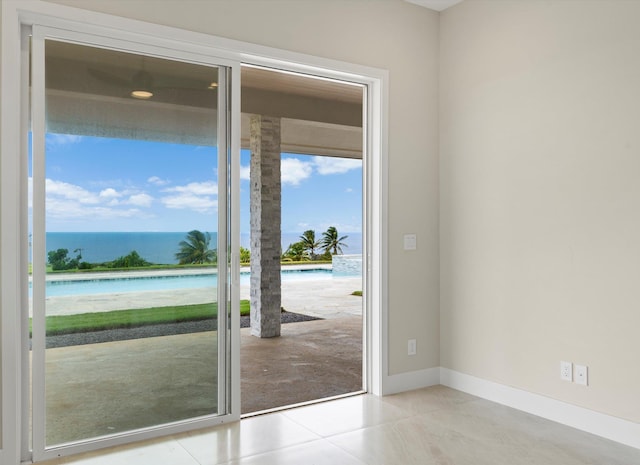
[44,317,362,445]
[42,274,363,446]
[240,316,362,414]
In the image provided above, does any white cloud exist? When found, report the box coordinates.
[161,181,217,213]
[99,188,122,199]
[313,157,362,175]
[345,187,354,193]
[240,164,251,181]
[147,176,170,186]
[28,177,33,208]
[46,179,100,204]
[46,134,83,148]
[46,198,141,220]
[128,193,153,207]
[162,194,218,213]
[39,178,153,221]
[317,222,361,233]
[164,181,217,196]
[241,157,359,185]
[282,158,313,186]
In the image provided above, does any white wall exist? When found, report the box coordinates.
[440,0,640,422]
[38,0,442,374]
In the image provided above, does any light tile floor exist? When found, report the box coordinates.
[41,386,640,465]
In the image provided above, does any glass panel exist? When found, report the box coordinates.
[36,40,224,446]
[238,66,364,413]
[240,149,364,413]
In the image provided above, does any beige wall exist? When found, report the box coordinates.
[440,0,640,422]
[3,0,639,448]
[0,0,2,444]
[39,0,442,374]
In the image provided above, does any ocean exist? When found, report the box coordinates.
[45,232,363,265]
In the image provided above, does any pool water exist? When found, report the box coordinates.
[42,269,335,297]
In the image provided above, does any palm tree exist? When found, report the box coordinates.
[282,241,310,262]
[175,230,217,264]
[240,246,251,264]
[299,229,320,259]
[321,226,348,255]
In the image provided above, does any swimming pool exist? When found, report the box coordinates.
[42,268,336,297]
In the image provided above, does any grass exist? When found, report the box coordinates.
[30,260,329,334]
[45,263,215,274]
[32,300,250,336]
[39,259,329,275]
[351,290,363,296]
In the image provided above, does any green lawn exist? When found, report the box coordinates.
[40,259,329,275]
[32,300,250,336]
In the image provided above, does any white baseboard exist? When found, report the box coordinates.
[440,368,640,451]
[383,367,440,395]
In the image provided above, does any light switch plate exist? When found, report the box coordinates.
[404,234,417,250]
[408,339,417,356]
[575,364,588,386]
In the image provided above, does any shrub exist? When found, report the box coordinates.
[47,248,82,271]
[108,250,151,268]
[78,261,93,270]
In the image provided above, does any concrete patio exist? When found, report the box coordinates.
[41,276,364,446]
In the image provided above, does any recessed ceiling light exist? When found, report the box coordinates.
[208,82,218,89]
[131,90,153,99]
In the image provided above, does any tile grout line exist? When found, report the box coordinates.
[170,435,204,465]
[172,412,325,464]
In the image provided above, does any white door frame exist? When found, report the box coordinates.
[1,1,389,464]
[27,22,241,464]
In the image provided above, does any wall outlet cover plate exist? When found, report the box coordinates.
[560,361,573,382]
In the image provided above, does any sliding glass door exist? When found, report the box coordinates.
[29,27,237,460]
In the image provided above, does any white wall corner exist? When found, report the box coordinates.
[383,367,441,395]
[404,0,464,13]
[440,368,640,451]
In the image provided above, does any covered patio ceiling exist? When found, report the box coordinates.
[44,41,363,159]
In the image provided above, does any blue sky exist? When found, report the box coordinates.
[37,133,362,234]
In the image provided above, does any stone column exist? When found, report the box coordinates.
[249,115,282,338]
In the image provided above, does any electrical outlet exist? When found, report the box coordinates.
[575,364,588,386]
[408,339,417,356]
[560,361,573,382]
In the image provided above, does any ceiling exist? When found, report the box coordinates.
[405,0,464,12]
[43,40,363,157]
[241,66,363,105]
[45,41,362,107]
